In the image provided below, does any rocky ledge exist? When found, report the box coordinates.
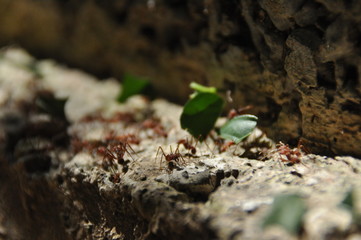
[1,48,361,240]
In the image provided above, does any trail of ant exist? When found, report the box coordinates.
[104,130,141,158]
[70,131,140,181]
[79,112,137,125]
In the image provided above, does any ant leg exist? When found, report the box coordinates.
[175,145,186,165]
[207,133,221,156]
[124,142,137,161]
[297,139,310,154]
[156,146,166,169]
[156,146,161,166]
[204,138,215,157]
[123,143,142,167]
[274,153,284,169]
[277,158,284,169]
[193,137,199,150]
[169,145,173,154]
[179,153,186,165]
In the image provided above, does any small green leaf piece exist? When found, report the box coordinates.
[262,194,306,235]
[181,92,224,140]
[341,190,354,211]
[190,82,217,94]
[340,189,361,224]
[117,74,150,103]
[220,115,258,143]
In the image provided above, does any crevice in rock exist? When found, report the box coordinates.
[341,100,361,114]
[139,25,157,41]
[343,64,359,91]
[258,98,282,126]
[317,61,336,89]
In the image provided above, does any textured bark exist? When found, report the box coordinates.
[0,0,360,156]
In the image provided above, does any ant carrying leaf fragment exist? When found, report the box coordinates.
[180,91,224,141]
[181,82,258,149]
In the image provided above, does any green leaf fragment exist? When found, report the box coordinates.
[117,74,150,103]
[262,194,306,235]
[341,190,354,211]
[181,92,224,140]
[340,189,361,224]
[220,115,258,143]
[190,82,217,94]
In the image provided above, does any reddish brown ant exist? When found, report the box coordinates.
[106,112,136,124]
[79,112,136,125]
[110,142,136,164]
[209,134,236,153]
[96,147,122,183]
[220,141,235,152]
[156,145,185,171]
[142,118,168,138]
[71,137,106,154]
[105,132,140,145]
[96,146,117,170]
[116,134,140,145]
[227,105,253,119]
[70,137,86,154]
[94,138,136,175]
[95,144,123,183]
[177,138,197,155]
[270,142,305,165]
[79,115,105,123]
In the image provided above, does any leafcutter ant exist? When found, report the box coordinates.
[227,105,253,119]
[70,137,105,154]
[142,118,168,138]
[209,135,236,153]
[110,142,136,164]
[105,132,140,145]
[177,138,197,155]
[80,112,136,125]
[96,139,136,175]
[269,141,306,166]
[220,141,235,152]
[96,146,117,170]
[122,134,140,145]
[156,145,185,172]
